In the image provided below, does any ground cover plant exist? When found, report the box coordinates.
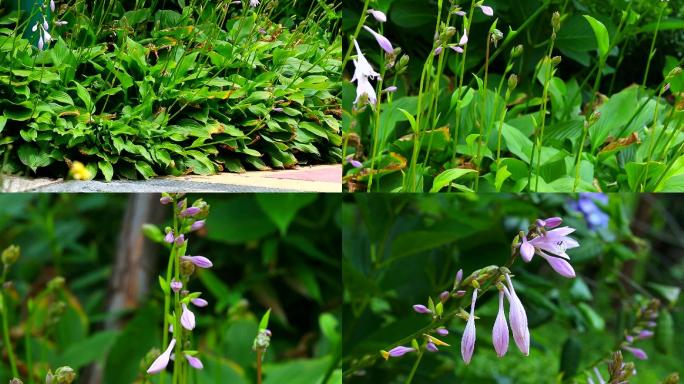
[0,193,341,383]
[0,0,341,181]
[342,0,684,192]
[342,193,683,382]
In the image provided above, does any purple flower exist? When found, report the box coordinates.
[455,10,466,16]
[638,330,654,339]
[50,0,55,12]
[190,220,205,231]
[436,327,449,336]
[170,280,182,293]
[664,83,671,92]
[571,194,609,230]
[160,196,172,205]
[181,303,196,330]
[185,354,203,369]
[623,346,648,360]
[381,346,415,359]
[164,231,175,244]
[383,86,398,93]
[504,274,529,355]
[272,107,283,112]
[181,256,213,268]
[345,155,363,168]
[455,290,466,297]
[461,289,478,364]
[352,40,380,81]
[478,4,494,16]
[354,75,377,106]
[537,217,562,228]
[439,291,450,302]
[459,28,468,46]
[519,236,535,262]
[38,36,44,50]
[174,234,185,247]
[434,46,443,56]
[367,9,387,23]
[362,25,394,54]
[181,207,201,217]
[527,227,579,278]
[492,290,509,357]
[147,339,176,374]
[544,256,576,278]
[450,45,464,53]
[413,304,432,314]
[191,298,209,307]
[426,342,438,352]
[455,269,463,286]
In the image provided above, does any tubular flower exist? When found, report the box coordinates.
[459,28,468,46]
[426,342,438,352]
[185,354,204,369]
[345,155,363,168]
[436,327,449,336]
[181,303,196,330]
[147,339,176,374]
[180,207,201,217]
[461,289,478,364]
[351,40,379,106]
[492,289,509,357]
[367,9,387,23]
[362,25,394,54]
[249,0,259,7]
[190,220,205,231]
[527,226,579,278]
[170,280,182,293]
[181,255,213,268]
[503,274,529,355]
[478,4,494,16]
[519,235,534,262]
[381,346,415,360]
[164,230,175,244]
[191,298,209,307]
[623,346,648,360]
[413,304,432,314]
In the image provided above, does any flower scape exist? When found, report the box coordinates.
[0,0,341,180]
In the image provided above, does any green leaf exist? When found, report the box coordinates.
[57,330,121,370]
[578,302,605,330]
[429,168,477,192]
[559,337,582,378]
[142,224,164,243]
[583,15,610,59]
[647,283,681,306]
[18,144,53,171]
[258,308,271,331]
[256,194,317,235]
[74,81,94,112]
[655,310,674,354]
[98,161,114,182]
[494,165,512,192]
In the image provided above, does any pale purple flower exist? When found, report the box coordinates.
[191,220,205,231]
[160,196,172,205]
[478,4,494,16]
[426,342,438,352]
[32,23,38,32]
[170,280,182,293]
[55,20,68,26]
[272,107,283,112]
[382,346,415,359]
[455,269,463,286]
[354,75,377,105]
[439,291,450,302]
[461,289,478,364]
[638,330,654,339]
[191,298,209,307]
[623,346,648,360]
[527,226,579,278]
[181,255,213,268]
[413,304,431,314]
[181,207,201,217]
[664,83,671,92]
[646,321,657,328]
[43,18,49,31]
[185,354,203,369]
[362,25,394,54]
[181,303,196,330]
[455,290,466,297]
[450,45,464,53]
[50,0,55,12]
[383,86,397,93]
[367,9,387,23]
[455,10,466,16]
[43,30,52,43]
[249,0,259,7]
[345,155,363,168]
[174,234,185,246]
[504,274,529,355]
[164,230,175,244]
[519,236,534,262]
[625,335,634,343]
[492,289,509,357]
[536,217,562,228]
[352,40,380,81]
[434,46,443,56]
[544,256,576,278]
[436,327,449,336]
[38,36,44,50]
[459,29,468,46]
[147,339,176,374]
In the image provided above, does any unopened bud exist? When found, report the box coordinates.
[666,66,682,80]
[551,56,562,66]
[1,245,20,265]
[180,260,196,277]
[253,329,272,351]
[589,110,601,125]
[663,372,680,384]
[53,366,76,384]
[511,44,523,58]
[444,26,456,39]
[552,11,561,32]
[508,74,518,90]
[10,379,23,384]
[490,29,503,47]
[47,276,65,291]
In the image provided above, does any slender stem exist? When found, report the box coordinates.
[404,351,423,384]
[642,5,665,88]
[475,35,492,191]
[367,58,387,191]
[257,349,263,384]
[0,267,18,378]
[341,0,370,69]
[573,122,589,192]
[25,310,33,384]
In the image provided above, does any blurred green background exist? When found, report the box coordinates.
[0,193,341,384]
[342,193,683,383]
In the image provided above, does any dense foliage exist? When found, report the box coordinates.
[0,193,341,383]
[342,193,683,382]
[343,0,684,192]
[0,0,341,180]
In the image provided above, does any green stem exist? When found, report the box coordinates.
[341,0,370,69]
[1,267,18,378]
[257,349,263,384]
[573,122,589,192]
[642,5,665,88]
[475,35,492,191]
[404,350,423,384]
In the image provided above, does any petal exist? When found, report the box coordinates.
[459,29,468,45]
[181,304,196,330]
[362,25,394,54]
[147,339,176,374]
[191,298,209,307]
[541,255,576,278]
[479,5,494,16]
[520,238,535,262]
[185,354,204,369]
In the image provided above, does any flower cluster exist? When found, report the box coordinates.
[31,0,68,51]
[434,1,494,57]
[569,193,609,230]
[380,216,579,369]
[147,194,213,375]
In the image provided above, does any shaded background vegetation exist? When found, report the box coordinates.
[0,193,341,383]
[342,193,683,383]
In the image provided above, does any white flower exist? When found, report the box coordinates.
[249,0,259,7]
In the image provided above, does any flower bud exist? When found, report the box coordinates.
[47,276,65,291]
[53,366,76,384]
[180,260,196,277]
[253,329,272,351]
[666,66,682,80]
[551,56,562,66]
[508,74,518,90]
[551,11,561,32]
[10,379,23,384]
[490,29,503,47]
[160,195,172,205]
[444,26,456,39]
[1,245,20,265]
[511,44,524,58]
